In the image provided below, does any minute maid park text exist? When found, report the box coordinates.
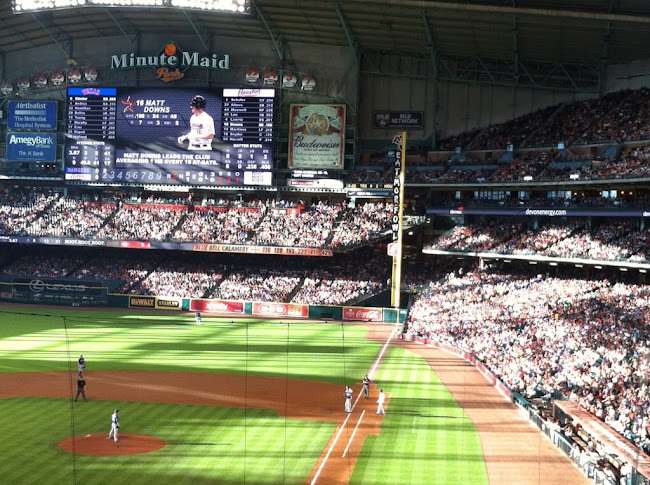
[111,51,230,70]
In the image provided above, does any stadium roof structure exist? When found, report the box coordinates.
[2,0,650,92]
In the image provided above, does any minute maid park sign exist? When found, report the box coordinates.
[110,40,230,83]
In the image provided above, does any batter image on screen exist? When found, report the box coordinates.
[177,95,215,150]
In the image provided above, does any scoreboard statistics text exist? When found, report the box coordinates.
[64,87,274,186]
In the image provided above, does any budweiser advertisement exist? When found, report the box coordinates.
[252,302,308,318]
[191,299,244,314]
[343,307,383,322]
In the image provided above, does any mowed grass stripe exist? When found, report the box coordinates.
[350,346,488,485]
[0,308,379,383]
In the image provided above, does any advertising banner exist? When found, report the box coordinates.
[252,302,308,318]
[191,299,244,313]
[288,104,345,169]
[13,277,103,296]
[342,306,383,321]
[6,132,56,161]
[129,295,156,308]
[373,111,423,129]
[191,243,333,257]
[8,100,58,130]
[155,297,182,310]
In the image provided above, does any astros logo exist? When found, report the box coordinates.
[121,96,135,112]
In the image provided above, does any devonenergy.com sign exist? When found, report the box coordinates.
[288,104,345,169]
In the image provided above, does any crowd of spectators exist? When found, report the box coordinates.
[291,256,384,305]
[25,197,115,238]
[95,204,186,242]
[0,192,58,236]
[0,193,400,250]
[465,104,560,151]
[351,142,650,184]
[210,268,302,302]
[427,221,650,264]
[252,201,341,248]
[434,87,650,152]
[126,262,226,299]
[173,207,263,245]
[330,202,392,248]
[0,248,388,306]
[403,268,650,453]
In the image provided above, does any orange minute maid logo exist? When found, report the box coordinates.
[155,41,185,84]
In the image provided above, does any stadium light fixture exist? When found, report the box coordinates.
[12,0,251,14]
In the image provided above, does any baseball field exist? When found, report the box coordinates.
[0,305,491,484]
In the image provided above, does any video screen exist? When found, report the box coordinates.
[64,87,274,186]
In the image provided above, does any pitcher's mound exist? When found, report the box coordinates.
[58,433,165,455]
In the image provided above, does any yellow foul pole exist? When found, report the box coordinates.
[390,132,406,311]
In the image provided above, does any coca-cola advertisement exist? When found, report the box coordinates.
[252,302,308,318]
[191,299,243,313]
[342,307,383,322]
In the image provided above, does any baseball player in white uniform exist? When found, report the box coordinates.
[195,311,201,326]
[107,409,120,442]
[344,386,353,413]
[177,95,215,150]
[376,389,386,415]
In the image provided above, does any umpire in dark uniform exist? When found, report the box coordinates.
[362,374,371,398]
[74,375,87,403]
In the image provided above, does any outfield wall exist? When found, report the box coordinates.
[105,293,407,323]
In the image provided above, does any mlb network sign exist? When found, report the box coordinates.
[6,132,56,161]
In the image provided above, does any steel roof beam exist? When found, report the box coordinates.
[255,4,293,67]
[104,8,138,48]
[343,0,650,24]
[334,4,361,108]
[30,13,71,60]
[361,49,597,92]
[422,11,438,78]
[512,8,519,85]
[183,10,210,50]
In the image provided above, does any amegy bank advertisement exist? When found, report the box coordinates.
[288,104,345,169]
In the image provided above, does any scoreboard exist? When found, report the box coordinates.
[64,87,274,186]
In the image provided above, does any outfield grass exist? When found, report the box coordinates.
[351,347,489,485]
[0,307,376,381]
[0,306,488,484]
